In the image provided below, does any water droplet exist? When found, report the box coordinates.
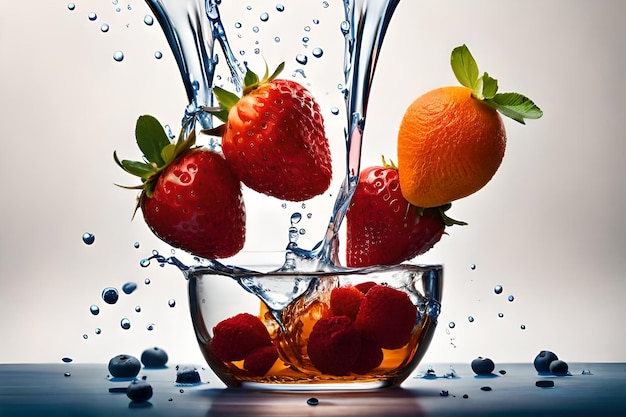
[252,26,259,33]
[144,15,154,25]
[135,306,141,313]
[290,212,302,225]
[274,37,280,43]
[340,21,350,35]
[88,12,97,21]
[82,232,95,245]
[168,299,176,308]
[102,287,119,304]
[67,3,75,11]
[127,4,132,10]
[260,12,269,22]
[312,19,320,25]
[299,228,306,235]
[276,4,285,12]
[235,22,242,29]
[144,278,151,285]
[508,294,515,302]
[307,397,319,406]
[331,107,339,115]
[112,51,124,62]
[154,51,163,59]
[296,54,308,65]
[322,1,329,8]
[120,318,131,329]
[64,372,72,377]
[494,285,503,295]
[100,23,109,32]
[470,263,476,270]
[122,282,137,294]
[146,323,155,331]
[133,241,140,249]
[281,203,287,209]
[312,48,323,58]
[498,312,504,318]
[468,316,475,323]
[448,322,455,329]
[520,324,526,330]
[306,213,313,219]
[302,36,309,44]
[90,305,100,315]
[62,357,73,363]
[303,25,311,32]
[95,327,101,334]
[82,334,88,340]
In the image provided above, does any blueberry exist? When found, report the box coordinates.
[141,347,168,368]
[126,380,153,402]
[471,357,495,376]
[549,359,569,376]
[175,365,201,384]
[533,350,558,373]
[108,354,141,378]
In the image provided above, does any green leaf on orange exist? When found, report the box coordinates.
[484,93,543,124]
[451,44,479,90]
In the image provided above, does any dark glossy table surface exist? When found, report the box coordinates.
[1,363,625,416]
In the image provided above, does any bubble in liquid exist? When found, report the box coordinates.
[168,299,176,308]
[112,51,124,62]
[140,258,150,267]
[508,295,515,302]
[312,48,323,58]
[135,306,141,313]
[133,241,140,249]
[468,316,475,323]
[88,12,97,21]
[146,323,155,331]
[290,212,302,225]
[144,15,154,25]
[144,278,151,285]
[448,322,455,329]
[120,318,131,329]
[276,4,285,12]
[498,312,504,318]
[494,285,503,295]
[122,282,137,294]
[82,232,95,245]
[260,12,269,22]
[102,287,119,304]
[90,305,100,315]
[95,328,102,335]
[100,23,109,32]
[68,3,75,11]
[296,54,308,65]
[154,51,163,59]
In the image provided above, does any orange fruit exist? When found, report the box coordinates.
[397,86,506,208]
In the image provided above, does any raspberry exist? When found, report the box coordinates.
[243,345,279,377]
[330,286,364,321]
[354,285,417,349]
[355,281,377,294]
[211,313,272,362]
[350,337,383,374]
[307,316,361,375]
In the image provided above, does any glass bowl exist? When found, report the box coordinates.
[186,259,442,390]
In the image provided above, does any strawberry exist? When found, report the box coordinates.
[115,115,245,259]
[346,160,465,267]
[206,63,332,201]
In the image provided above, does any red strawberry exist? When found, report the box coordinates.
[354,285,417,350]
[208,63,332,201]
[306,316,361,375]
[243,345,279,377]
[210,313,273,362]
[346,161,464,267]
[329,286,364,321]
[115,115,245,259]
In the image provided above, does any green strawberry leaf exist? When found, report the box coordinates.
[438,203,468,227]
[451,44,479,90]
[114,151,157,179]
[267,61,285,82]
[135,115,170,167]
[211,86,240,123]
[243,68,260,93]
[484,93,544,124]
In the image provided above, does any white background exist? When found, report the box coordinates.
[1,0,625,368]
